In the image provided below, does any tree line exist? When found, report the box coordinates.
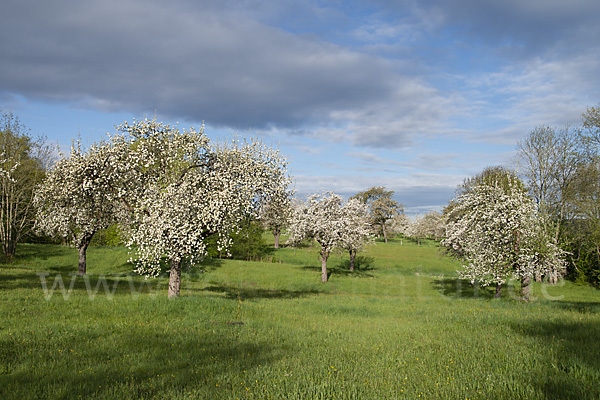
[514,105,600,286]
[2,105,600,298]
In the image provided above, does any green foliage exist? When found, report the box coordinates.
[90,224,123,247]
[351,186,402,242]
[511,106,600,288]
[228,220,269,261]
[0,110,50,257]
[205,220,270,261]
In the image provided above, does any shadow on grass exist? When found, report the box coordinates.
[549,301,600,314]
[0,270,165,296]
[193,257,224,272]
[0,244,75,277]
[511,318,600,399]
[201,283,321,300]
[432,278,504,299]
[331,256,376,278]
[0,328,281,399]
[300,256,376,280]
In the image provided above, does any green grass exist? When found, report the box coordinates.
[1,239,599,399]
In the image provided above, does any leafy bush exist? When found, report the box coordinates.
[205,219,270,261]
[90,224,123,247]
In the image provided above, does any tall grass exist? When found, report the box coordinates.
[0,240,599,399]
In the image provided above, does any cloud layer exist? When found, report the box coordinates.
[1,0,599,209]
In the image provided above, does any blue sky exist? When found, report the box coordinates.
[1,0,599,215]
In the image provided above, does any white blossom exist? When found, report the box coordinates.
[287,192,372,281]
[113,119,290,297]
[34,139,125,274]
[442,176,567,299]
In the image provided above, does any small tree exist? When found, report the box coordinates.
[339,198,372,271]
[408,211,445,243]
[288,193,372,280]
[443,173,567,301]
[0,110,51,258]
[34,139,124,274]
[259,188,293,248]
[287,192,343,282]
[405,216,426,246]
[351,186,402,243]
[516,125,581,242]
[389,213,410,245]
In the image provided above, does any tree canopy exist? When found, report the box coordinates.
[443,171,567,300]
[0,110,51,258]
[351,186,402,243]
[287,192,371,281]
[34,139,125,275]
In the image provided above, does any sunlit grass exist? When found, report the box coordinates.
[0,239,599,399]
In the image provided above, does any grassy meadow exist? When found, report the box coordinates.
[1,236,599,399]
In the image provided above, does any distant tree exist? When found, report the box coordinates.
[424,211,446,241]
[443,171,567,301]
[582,104,600,143]
[516,125,581,241]
[0,110,51,258]
[338,198,372,271]
[219,217,268,261]
[287,192,345,282]
[407,211,445,244]
[259,188,294,249]
[569,106,600,284]
[34,139,124,275]
[351,186,402,243]
[287,192,371,280]
[389,213,410,244]
[516,126,559,215]
[564,162,600,285]
[405,216,426,246]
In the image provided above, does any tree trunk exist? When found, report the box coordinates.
[78,243,88,275]
[273,229,280,249]
[77,232,95,275]
[349,249,356,271]
[555,204,564,243]
[320,250,329,283]
[520,275,530,302]
[168,258,182,298]
[381,222,388,244]
[495,283,502,298]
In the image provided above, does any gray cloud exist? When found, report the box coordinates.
[392,0,600,57]
[1,0,599,155]
[0,0,440,148]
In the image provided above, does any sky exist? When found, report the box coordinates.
[1,0,599,216]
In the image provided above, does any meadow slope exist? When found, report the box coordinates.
[1,238,599,399]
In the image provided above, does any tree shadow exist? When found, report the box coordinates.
[200,283,321,300]
[1,329,281,399]
[548,301,600,314]
[0,269,164,296]
[511,317,600,399]
[185,257,224,273]
[331,256,376,278]
[431,278,502,299]
[0,243,70,265]
[299,256,376,280]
